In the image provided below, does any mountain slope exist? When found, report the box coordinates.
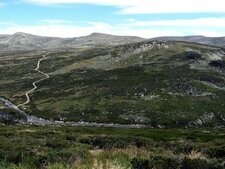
[0,40,225,127]
[0,32,144,51]
[151,36,225,48]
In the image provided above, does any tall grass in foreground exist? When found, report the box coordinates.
[0,126,224,169]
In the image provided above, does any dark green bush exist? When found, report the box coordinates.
[131,158,150,169]
[208,146,225,158]
[79,136,153,149]
[0,108,27,125]
[149,156,179,169]
[79,136,129,149]
[181,158,223,169]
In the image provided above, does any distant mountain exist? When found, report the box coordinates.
[151,36,225,48]
[1,33,225,51]
[0,32,145,51]
[70,33,145,48]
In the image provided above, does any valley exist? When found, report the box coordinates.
[1,0,225,167]
[0,39,225,128]
[0,33,225,169]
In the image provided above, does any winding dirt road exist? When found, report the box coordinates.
[18,54,49,108]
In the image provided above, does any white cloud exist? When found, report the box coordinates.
[22,0,225,14]
[190,30,225,37]
[119,0,225,14]
[0,2,6,7]
[1,17,225,38]
[0,21,183,38]
[124,17,225,27]
[40,19,73,25]
[22,0,143,6]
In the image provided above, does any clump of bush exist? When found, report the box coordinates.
[130,156,223,169]
[181,157,224,169]
[131,158,150,169]
[209,60,225,69]
[0,108,27,125]
[79,136,153,149]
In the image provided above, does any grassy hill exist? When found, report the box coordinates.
[0,41,225,127]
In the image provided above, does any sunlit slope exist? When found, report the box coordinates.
[0,41,225,127]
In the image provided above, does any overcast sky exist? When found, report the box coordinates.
[0,0,225,38]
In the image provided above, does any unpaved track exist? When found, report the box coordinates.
[18,54,49,108]
[1,53,150,128]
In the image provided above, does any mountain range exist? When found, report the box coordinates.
[1,33,224,169]
[0,32,225,51]
[0,32,144,51]
[151,35,225,48]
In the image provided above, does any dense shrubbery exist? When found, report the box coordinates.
[79,136,153,149]
[130,156,224,169]
[0,126,224,168]
[181,158,224,169]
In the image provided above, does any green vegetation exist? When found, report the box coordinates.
[1,39,225,168]
[0,126,224,168]
[0,41,225,127]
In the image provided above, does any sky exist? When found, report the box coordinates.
[0,0,225,38]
